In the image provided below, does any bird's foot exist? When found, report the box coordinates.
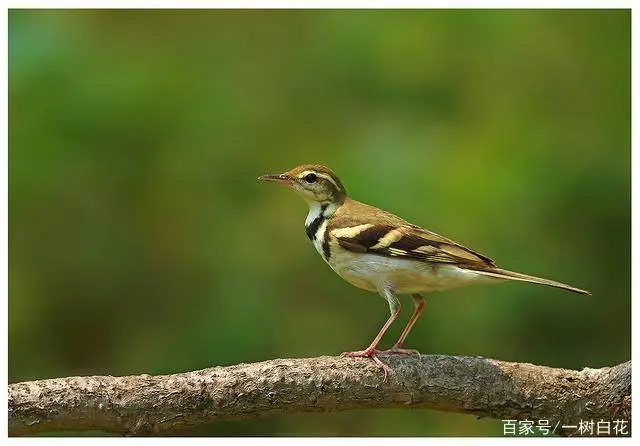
[341,348,391,381]
[378,345,420,356]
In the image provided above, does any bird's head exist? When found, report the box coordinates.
[259,164,347,205]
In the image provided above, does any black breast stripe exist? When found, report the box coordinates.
[305,205,328,241]
[305,216,323,240]
[322,236,331,261]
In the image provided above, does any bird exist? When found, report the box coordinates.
[258,164,590,380]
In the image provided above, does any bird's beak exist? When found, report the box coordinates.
[258,173,293,185]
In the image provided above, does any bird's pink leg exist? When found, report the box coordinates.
[380,294,425,355]
[341,304,401,381]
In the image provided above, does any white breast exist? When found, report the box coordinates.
[312,219,328,259]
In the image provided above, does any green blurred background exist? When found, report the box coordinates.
[9,9,630,436]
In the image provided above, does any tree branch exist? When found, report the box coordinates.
[8,355,630,436]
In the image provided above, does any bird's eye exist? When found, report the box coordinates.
[304,173,317,183]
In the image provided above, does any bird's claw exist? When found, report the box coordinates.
[341,348,391,381]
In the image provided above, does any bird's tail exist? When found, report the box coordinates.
[466,267,591,295]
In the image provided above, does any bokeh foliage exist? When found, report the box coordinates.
[9,9,629,436]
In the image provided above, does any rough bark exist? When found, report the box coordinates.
[8,355,630,436]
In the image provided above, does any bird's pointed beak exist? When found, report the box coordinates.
[258,173,293,185]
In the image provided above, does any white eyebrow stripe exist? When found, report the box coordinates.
[315,173,340,190]
[298,171,340,192]
[331,224,374,239]
[371,228,404,249]
[297,170,344,195]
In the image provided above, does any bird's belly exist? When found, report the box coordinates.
[327,251,494,294]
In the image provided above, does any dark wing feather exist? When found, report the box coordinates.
[329,199,496,267]
[335,224,495,267]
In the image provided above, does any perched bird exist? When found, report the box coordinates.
[259,164,590,379]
